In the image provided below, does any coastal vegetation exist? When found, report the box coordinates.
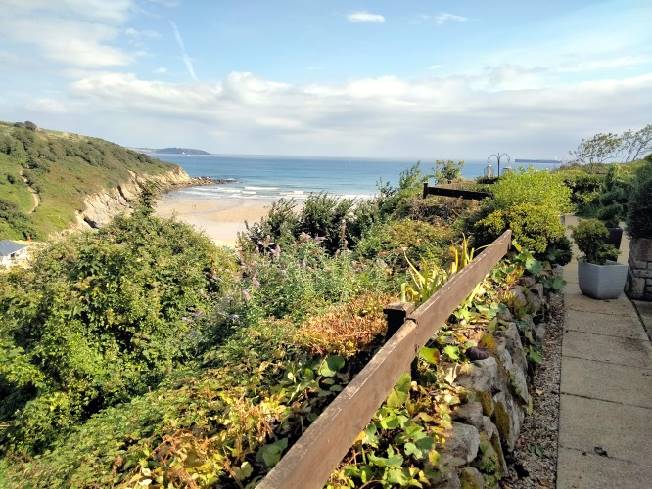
[0,158,576,487]
[0,121,177,239]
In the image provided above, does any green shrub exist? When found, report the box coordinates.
[0,199,38,240]
[298,193,355,253]
[544,235,573,266]
[355,219,455,271]
[432,160,464,184]
[242,198,299,246]
[596,166,631,227]
[491,168,572,214]
[0,212,237,454]
[242,240,393,322]
[473,203,565,254]
[627,162,652,238]
[571,219,619,264]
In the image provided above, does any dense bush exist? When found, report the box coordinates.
[595,166,632,227]
[471,168,571,261]
[354,219,456,271]
[489,168,572,214]
[241,240,394,322]
[473,203,565,254]
[627,159,652,238]
[0,199,38,240]
[0,210,237,454]
[432,159,464,184]
[571,219,619,264]
[298,193,356,253]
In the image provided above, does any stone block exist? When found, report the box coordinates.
[629,257,647,270]
[534,322,546,343]
[459,467,484,489]
[631,268,652,278]
[441,422,480,467]
[492,391,524,451]
[495,323,528,373]
[452,402,485,429]
[629,237,652,262]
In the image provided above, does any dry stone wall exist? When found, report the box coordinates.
[432,277,554,488]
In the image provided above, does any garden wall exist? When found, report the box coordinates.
[434,277,550,488]
[627,238,652,301]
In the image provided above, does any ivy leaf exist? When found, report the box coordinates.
[442,345,460,361]
[419,347,440,365]
[525,257,542,275]
[233,461,253,481]
[404,442,424,459]
[256,438,288,468]
[318,355,345,377]
[387,373,411,408]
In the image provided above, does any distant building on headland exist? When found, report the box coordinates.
[514,158,563,166]
[0,240,30,267]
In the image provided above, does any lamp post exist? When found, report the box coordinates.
[488,153,511,177]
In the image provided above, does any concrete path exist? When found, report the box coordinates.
[557,219,652,488]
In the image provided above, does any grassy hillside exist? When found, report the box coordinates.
[0,121,177,240]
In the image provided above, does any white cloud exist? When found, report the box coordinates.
[1,17,131,67]
[2,0,134,23]
[434,13,468,25]
[347,11,386,23]
[26,97,68,113]
[170,21,198,81]
[64,68,652,157]
[154,66,168,74]
[0,0,137,69]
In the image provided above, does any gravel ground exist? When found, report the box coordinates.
[501,292,564,489]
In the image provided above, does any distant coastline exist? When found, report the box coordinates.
[131,147,212,156]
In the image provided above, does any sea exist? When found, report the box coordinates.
[158,155,560,201]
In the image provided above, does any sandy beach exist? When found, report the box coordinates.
[156,194,273,246]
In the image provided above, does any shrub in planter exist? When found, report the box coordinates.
[572,219,627,299]
[596,166,631,247]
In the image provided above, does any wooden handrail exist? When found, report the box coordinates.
[422,182,491,200]
[257,230,512,489]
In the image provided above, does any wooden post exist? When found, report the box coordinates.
[383,302,414,339]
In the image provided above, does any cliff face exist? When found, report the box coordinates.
[72,166,192,230]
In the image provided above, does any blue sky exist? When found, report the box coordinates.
[1,0,651,158]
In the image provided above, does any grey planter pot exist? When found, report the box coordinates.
[578,260,628,299]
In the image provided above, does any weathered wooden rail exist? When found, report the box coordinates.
[422,182,491,200]
[257,230,512,489]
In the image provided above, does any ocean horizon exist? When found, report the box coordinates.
[159,154,561,201]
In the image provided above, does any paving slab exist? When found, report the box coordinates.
[562,330,652,368]
[564,310,648,340]
[557,447,652,489]
[560,356,652,408]
[558,394,652,467]
[565,293,637,317]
